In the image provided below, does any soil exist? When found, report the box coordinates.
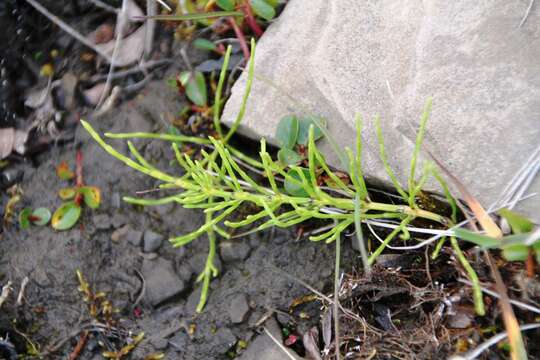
[1,1,539,360]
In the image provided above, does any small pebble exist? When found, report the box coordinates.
[93,214,111,230]
[127,228,143,247]
[143,230,165,253]
[228,294,251,324]
[111,225,129,243]
[220,241,251,262]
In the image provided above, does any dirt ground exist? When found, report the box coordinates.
[0,74,350,358]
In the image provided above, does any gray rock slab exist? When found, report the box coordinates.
[222,0,540,220]
[142,258,186,306]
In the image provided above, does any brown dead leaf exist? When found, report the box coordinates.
[123,0,144,30]
[83,83,107,106]
[94,23,114,44]
[0,128,15,159]
[95,23,146,67]
[302,327,322,360]
[13,130,29,155]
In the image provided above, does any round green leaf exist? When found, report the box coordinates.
[58,187,76,200]
[297,116,327,145]
[284,168,313,197]
[250,0,275,20]
[216,0,236,11]
[31,207,51,226]
[180,71,207,107]
[52,202,81,230]
[193,38,217,51]
[278,148,303,166]
[79,186,101,209]
[275,115,299,149]
[19,208,32,230]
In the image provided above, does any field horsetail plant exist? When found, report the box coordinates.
[81,39,486,315]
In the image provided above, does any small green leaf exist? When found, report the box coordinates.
[278,148,303,166]
[250,0,275,20]
[58,187,76,200]
[216,0,236,11]
[498,208,534,234]
[284,168,313,197]
[31,207,51,226]
[56,161,75,180]
[297,116,326,145]
[453,228,499,248]
[193,38,217,51]
[19,208,32,230]
[276,115,299,149]
[79,186,101,209]
[180,71,207,107]
[502,244,529,261]
[52,202,81,230]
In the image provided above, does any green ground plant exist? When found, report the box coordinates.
[81,39,487,315]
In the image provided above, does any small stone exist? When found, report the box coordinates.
[111,225,129,243]
[111,192,122,208]
[220,241,251,262]
[154,202,175,217]
[447,311,473,329]
[186,287,202,315]
[93,214,111,230]
[150,337,168,350]
[127,228,144,247]
[177,263,193,283]
[169,331,189,352]
[143,230,165,252]
[189,253,222,274]
[111,213,128,228]
[212,327,236,354]
[228,294,250,324]
[142,258,186,306]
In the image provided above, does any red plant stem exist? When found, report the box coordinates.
[68,331,88,360]
[526,250,536,278]
[241,1,264,37]
[75,149,84,206]
[75,150,83,187]
[227,17,250,62]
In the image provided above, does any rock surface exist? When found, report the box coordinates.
[222,0,540,220]
[142,258,186,306]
